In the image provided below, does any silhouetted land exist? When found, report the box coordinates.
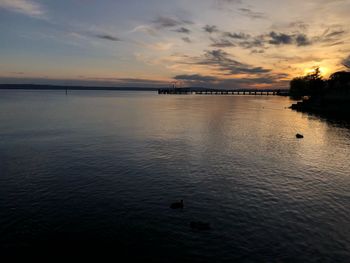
[290,68,350,118]
[0,84,159,91]
[0,84,290,95]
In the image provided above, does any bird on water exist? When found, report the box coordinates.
[170,200,184,209]
[296,133,304,139]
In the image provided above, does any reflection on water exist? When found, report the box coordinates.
[0,90,349,261]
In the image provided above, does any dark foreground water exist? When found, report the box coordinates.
[0,90,349,262]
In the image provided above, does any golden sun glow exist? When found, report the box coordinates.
[304,67,330,78]
[1,0,350,88]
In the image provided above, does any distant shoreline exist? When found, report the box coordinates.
[0,84,160,91]
[0,84,289,93]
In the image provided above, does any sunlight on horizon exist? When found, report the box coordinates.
[0,0,349,88]
[304,66,331,78]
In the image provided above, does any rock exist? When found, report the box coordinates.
[296,133,304,139]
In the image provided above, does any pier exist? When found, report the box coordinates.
[158,88,288,96]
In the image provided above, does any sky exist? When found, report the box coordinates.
[0,0,350,89]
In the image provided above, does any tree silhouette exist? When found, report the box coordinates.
[290,66,350,114]
[328,71,350,91]
[289,67,325,99]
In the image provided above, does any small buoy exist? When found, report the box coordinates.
[190,221,211,230]
[170,200,184,209]
[296,133,304,139]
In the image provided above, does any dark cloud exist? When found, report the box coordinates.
[222,32,265,49]
[182,37,192,43]
[210,37,235,48]
[317,28,346,44]
[208,30,314,50]
[238,8,266,19]
[268,31,293,45]
[238,37,265,49]
[267,31,312,46]
[323,41,344,47]
[251,49,265,54]
[324,29,345,38]
[173,73,289,89]
[342,55,350,67]
[174,74,219,82]
[203,25,219,33]
[289,21,309,31]
[196,49,270,74]
[116,78,168,85]
[152,16,192,29]
[265,32,312,46]
[224,32,250,39]
[295,34,311,46]
[266,54,325,64]
[152,16,180,27]
[173,27,191,34]
[96,34,121,41]
[303,28,346,46]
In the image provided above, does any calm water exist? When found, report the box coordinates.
[0,90,349,261]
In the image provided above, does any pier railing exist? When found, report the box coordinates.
[158,88,289,96]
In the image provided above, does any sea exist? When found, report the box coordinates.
[0,90,349,262]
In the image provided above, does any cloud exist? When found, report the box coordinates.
[208,30,314,50]
[324,30,345,38]
[113,78,169,87]
[343,55,350,67]
[266,54,326,63]
[210,37,235,48]
[95,34,121,42]
[238,37,265,49]
[174,74,219,82]
[238,8,266,19]
[295,34,311,46]
[131,25,158,36]
[251,49,265,54]
[200,49,270,74]
[183,49,270,75]
[173,73,289,89]
[269,31,293,45]
[142,42,173,51]
[289,21,309,31]
[224,32,250,39]
[182,37,192,43]
[214,0,242,10]
[152,16,192,29]
[173,27,191,34]
[323,41,344,47]
[317,28,346,45]
[216,32,265,49]
[0,0,45,18]
[217,31,264,49]
[258,32,312,47]
[203,25,219,33]
[290,27,346,47]
[267,26,345,47]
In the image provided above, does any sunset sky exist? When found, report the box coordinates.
[1,0,350,88]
